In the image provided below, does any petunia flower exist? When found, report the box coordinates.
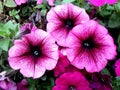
[114,58,120,76]
[0,78,17,90]
[37,0,55,6]
[8,30,59,78]
[53,71,92,90]
[66,20,117,72]
[14,0,27,5]
[17,79,29,90]
[47,3,90,46]
[89,0,118,6]
[54,46,79,77]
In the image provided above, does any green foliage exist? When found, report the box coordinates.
[112,77,120,90]
[101,68,111,76]
[0,20,19,38]
[0,38,10,51]
[62,0,75,4]
[0,1,3,13]
[108,12,120,28]
[4,0,16,7]
[9,9,20,20]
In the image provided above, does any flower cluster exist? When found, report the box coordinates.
[0,0,120,89]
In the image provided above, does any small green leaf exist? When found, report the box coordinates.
[108,12,120,28]
[41,75,47,81]
[41,9,47,16]
[0,38,10,51]
[0,1,3,13]
[4,0,16,7]
[101,68,110,76]
[62,0,75,4]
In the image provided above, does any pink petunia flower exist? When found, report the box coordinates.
[53,71,92,90]
[54,46,79,77]
[114,58,120,76]
[89,0,118,6]
[47,3,90,46]
[14,0,27,5]
[0,78,17,90]
[66,20,117,72]
[17,79,29,90]
[8,30,59,78]
[37,0,55,6]
[54,48,70,77]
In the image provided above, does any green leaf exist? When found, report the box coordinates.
[101,68,111,76]
[41,9,47,16]
[0,38,10,51]
[35,4,45,9]
[112,77,120,90]
[62,0,75,4]
[108,12,120,28]
[4,0,16,7]
[0,1,3,13]
[41,75,47,81]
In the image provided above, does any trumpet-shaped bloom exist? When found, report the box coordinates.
[8,30,59,78]
[47,3,89,46]
[114,59,120,76]
[53,71,92,90]
[89,0,118,6]
[66,20,116,72]
[15,0,27,5]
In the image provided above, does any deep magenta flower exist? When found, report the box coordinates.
[17,79,29,90]
[8,30,59,78]
[53,71,92,90]
[15,0,27,5]
[114,58,120,76]
[66,20,116,72]
[54,48,70,77]
[89,0,118,6]
[47,3,89,46]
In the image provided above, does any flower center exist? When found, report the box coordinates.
[68,86,76,90]
[82,39,94,49]
[31,47,41,57]
[65,19,74,30]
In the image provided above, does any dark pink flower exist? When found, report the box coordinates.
[54,52,70,77]
[47,3,89,46]
[8,30,59,78]
[54,46,80,77]
[15,0,27,5]
[66,20,117,72]
[17,79,29,90]
[114,58,120,76]
[89,0,118,6]
[53,71,92,90]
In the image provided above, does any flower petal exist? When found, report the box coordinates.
[89,0,105,6]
